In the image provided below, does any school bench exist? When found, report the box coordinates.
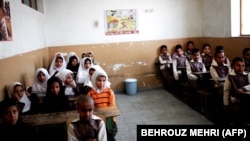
[20,107,120,140]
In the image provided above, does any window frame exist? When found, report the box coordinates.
[240,0,250,36]
[21,0,37,11]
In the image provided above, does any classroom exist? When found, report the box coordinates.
[1,0,249,99]
[0,0,250,140]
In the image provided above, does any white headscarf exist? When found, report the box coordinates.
[66,52,80,64]
[83,65,103,87]
[8,82,31,113]
[8,82,22,98]
[32,68,50,94]
[49,52,67,76]
[91,70,110,93]
[76,57,93,83]
[55,69,75,95]
[55,69,73,82]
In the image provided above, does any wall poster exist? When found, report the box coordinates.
[105,9,139,35]
[0,0,12,41]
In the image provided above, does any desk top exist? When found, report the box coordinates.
[161,62,173,64]
[21,107,120,125]
[238,90,250,95]
[209,77,226,82]
[36,94,79,103]
[192,71,210,75]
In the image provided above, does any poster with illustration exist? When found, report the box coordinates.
[0,0,12,41]
[105,9,139,35]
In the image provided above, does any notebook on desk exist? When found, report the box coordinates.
[242,85,250,91]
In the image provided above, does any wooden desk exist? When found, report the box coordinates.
[95,106,120,118]
[209,77,226,82]
[36,94,79,104]
[192,71,210,75]
[238,90,250,95]
[35,94,44,104]
[20,107,120,125]
[67,95,79,102]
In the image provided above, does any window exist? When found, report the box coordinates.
[240,0,250,35]
[22,0,37,11]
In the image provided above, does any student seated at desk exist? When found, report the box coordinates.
[76,57,93,84]
[184,41,195,61]
[55,69,77,96]
[42,76,70,113]
[242,47,250,72]
[171,44,182,60]
[87,70,117,141]
[201,43,213,71]
[158,44,173,89]
[223,57,250,124]
[186,48,207,81]
[82,65,111,95]
[158,44,172,71]
[68,95,107,141]
[211,46,231,68]
[0,99,36,141]
[66,52,80,81]
[172,44,189,82]
[7,82,38,115]
[31,68,50,95]
[49,52,67,76]
[210,51,231,84]
[185,48,208,110]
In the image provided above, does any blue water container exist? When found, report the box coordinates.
[124,78,137,95]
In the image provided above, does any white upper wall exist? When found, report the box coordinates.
[201,0,231,37]
[45,0,202,46]
[0,0,47,59]
[0,0,237,59]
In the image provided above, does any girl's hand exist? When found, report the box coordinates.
[71,80,77,88]
[25,91,31,97]
[12,93,21,101]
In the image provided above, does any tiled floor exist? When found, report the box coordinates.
[114,88,213,141]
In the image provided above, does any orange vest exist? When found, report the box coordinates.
[87,88,116,108]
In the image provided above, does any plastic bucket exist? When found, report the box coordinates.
[124,78,137,95]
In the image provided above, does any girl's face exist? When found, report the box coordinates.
[50,82,60,95]
[13,85,24,100]
[84,60,91,69]
[71,58,78,67]
[64,73,73,85]
[95,76,106,89]
[55,58,63,68]
[88,53,93,58]
[161,47,167,55]
[215,53,225,66]
[37,72,46,83]
[82,53,86,58]
[244,51,250,61]
[192,52,200,61]
[3,105,19,125]
[234,61,245,74]
[203,46,211,55]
